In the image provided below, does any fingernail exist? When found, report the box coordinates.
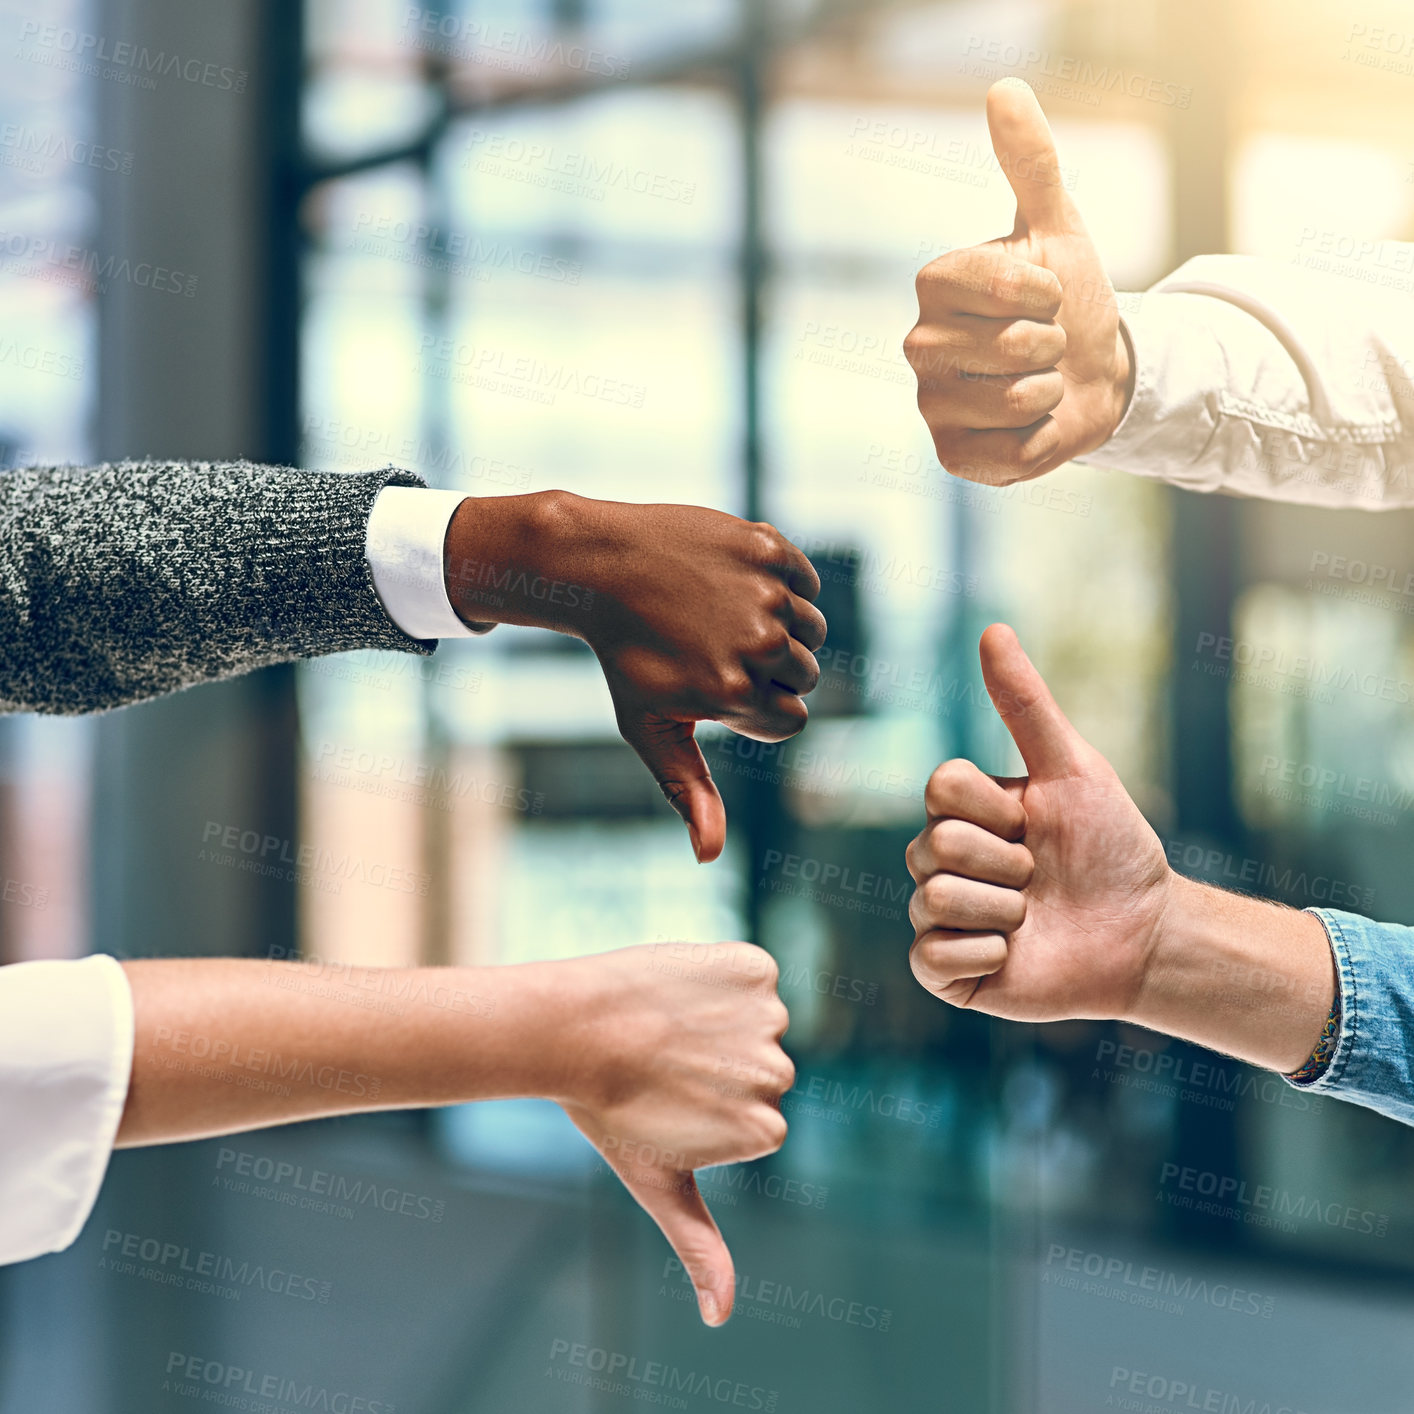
[699,1289,723,1326]
[687,822,703,863]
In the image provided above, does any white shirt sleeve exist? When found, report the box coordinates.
[0,955,134,1266]
[1081,250,1414,509]
[364,486,493,640]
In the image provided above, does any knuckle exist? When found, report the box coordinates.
[758,1106,788,1151]
[993,324,1025,364]
[907,890,927,932]
[761,579,792,616]
[753,522,785,556]
[929,817,967,859]
[759,625,791,659]
[921,874,954,913]
[914,258,952,299]
[742,943,778,988]
[773,697,809,735]
[904,835,924,878]
[927,422,962,461]
[932,757,972,794]
[909,936,952,991]
[1001,381,1032,420]
[719,665,754,701]
[988,267,1024,306]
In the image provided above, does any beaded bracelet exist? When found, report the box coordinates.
[1287,994,1341,1084]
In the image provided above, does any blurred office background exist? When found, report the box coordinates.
[3,0,1414,1409]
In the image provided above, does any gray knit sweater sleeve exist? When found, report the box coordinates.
[0,459,435,715]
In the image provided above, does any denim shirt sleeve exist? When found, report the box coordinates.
[1285,908,1414,1127]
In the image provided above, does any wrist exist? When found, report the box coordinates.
[1124,873,1336,1073]
[428,961,583,1103]
[1123,869,1203,1031]
[505,955,619,1108]
[443,489,600,635]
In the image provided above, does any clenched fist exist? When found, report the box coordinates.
[559,940,793,1326]
[903,79,1134,486]
[906,624,1170,1021]
[445,493,827,863]
[904,625,1339,1078]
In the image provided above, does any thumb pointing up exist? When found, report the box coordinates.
[986,77,1078,236]
[978,623,1085,779]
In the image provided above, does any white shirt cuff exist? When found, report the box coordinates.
[0,955,134,1266]
[365,486,491,641]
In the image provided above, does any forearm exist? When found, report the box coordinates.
[1129,873,1335,1074]
[116,958,577,1146]
[0,461,429,715]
